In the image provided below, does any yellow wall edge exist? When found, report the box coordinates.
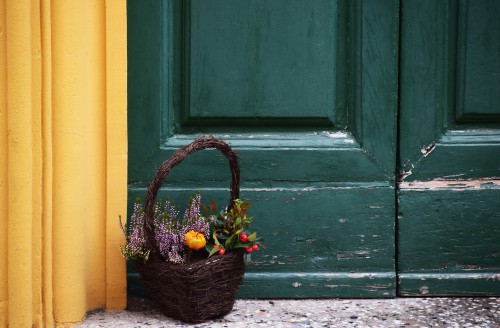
[0,0,8,326]
[0,0,128,326]
[105,0,128,310]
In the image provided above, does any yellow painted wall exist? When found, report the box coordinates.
[0,0,127,327]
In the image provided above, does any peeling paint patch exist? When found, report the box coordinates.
[399,179,500,191]
[322,131,349,138]
[442,173,466,179]
[337,250,372,260]
[419,286,429,295]
[397,170,412,182]
[420,143,436,157]
[487,274,500,281]
[292,282,302,288]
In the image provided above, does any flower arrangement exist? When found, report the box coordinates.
[120,137,253,323]
[119,193,261,264]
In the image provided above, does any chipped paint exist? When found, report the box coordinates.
[322,131,351,139]
[420,143,436,157]
[419,286,429,295]
[348,273,370,279]
[397,169,412,182]
[400,273,500,280]
[399,179,500,190]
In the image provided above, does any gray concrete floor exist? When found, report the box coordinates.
[78,296,499,327]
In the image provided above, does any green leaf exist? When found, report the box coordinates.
[213,232,221,246]
[208,246,220,258]
[225,234,234,247]
[234,241,251,249]
[235,217,242,227]
[247,232,257,242]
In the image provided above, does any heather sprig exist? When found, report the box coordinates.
[119,193,213,264]
[119,198,150,262]
[182,193,212,241]
[153,198,185,263]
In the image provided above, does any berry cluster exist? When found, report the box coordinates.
[239,233,259,253]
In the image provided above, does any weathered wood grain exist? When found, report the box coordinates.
[398,0,500,296]
[398,189,500,295]
[128,185,395,298]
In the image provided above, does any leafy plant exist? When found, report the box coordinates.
[205,199,262,258]
[120,195,261,263]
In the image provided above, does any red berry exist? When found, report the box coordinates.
[213,244,220,249]
[245,247,253,253]
[218,249,225,255]
[252,244,259,251]
[239,234,248,242]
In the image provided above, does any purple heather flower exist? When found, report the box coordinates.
[121,194,212,263]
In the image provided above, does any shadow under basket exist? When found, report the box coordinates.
[134,250,245,323]
[135,137,246,323]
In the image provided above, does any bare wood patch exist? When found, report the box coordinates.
[399,179,500,191]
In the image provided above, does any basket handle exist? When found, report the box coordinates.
[143,137,240,254]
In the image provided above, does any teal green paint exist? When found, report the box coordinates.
[187,1,338,123]
[456,0,500,121]
[401,143,500,181]
[129,0,500,298]
[128,272,396,299]
[398,0,451,175]
[128,186,395,298]
[240,272,395,298]
[127,0,163,165]
[398,189,500,295]
[129,186,395,273]
[128,138,392,184]
[128,270,395,299]
[398,0,500,296]
[398,190,500,272]
[398,273,500,297]
[348,0,400,173]
[127,0,399,298]
[398,0,500,178]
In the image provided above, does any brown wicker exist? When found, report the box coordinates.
[135,137,245,323]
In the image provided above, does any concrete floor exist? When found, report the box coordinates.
[78,296,499,327]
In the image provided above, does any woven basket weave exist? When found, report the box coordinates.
[135,137,245,323]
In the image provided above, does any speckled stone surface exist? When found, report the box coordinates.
[78,297,499,327]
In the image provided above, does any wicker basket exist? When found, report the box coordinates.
[135,137,245,323]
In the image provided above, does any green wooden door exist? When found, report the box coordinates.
[397,0,500,296]
[128,0,398,298]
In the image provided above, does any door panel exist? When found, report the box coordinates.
[188,1,337,122]
[128,0,399,298]
[398,0,500,296]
